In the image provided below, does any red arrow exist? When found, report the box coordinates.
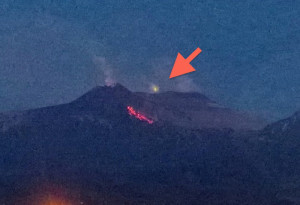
[169,48,202,79]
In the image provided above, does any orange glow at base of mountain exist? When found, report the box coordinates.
[127,106,154,124]
[23,184,75,205]
[40,196,72,205]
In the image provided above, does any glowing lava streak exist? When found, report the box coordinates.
[127,106,154,124]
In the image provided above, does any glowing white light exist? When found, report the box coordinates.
[151,85,159,93]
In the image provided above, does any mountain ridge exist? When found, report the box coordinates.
[0,84,299,204]
[0,83,280,132]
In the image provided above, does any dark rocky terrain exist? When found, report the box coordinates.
[0,84,299,204]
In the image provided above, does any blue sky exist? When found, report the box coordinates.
[0,0,299,121]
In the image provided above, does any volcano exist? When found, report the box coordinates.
[0,84,298,204]
[0,83,263,132]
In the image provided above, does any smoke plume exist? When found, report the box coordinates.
[93,56,115,86]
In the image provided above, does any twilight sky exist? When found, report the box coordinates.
[0,0,299,121]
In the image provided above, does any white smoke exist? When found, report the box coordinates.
[92,56,199,92]
[93,56,115,86]
[174,76,198,92]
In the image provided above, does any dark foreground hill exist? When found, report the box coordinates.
[0,84,299,204]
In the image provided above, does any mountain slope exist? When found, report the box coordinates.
[263,111,300,136]
[0,84,265,132]
[233,110,300,204]
[0,84,298,204]
[135,90,264,130]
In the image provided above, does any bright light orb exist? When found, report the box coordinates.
[151,85,159,93]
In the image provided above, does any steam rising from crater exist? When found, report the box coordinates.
[93,56,116,86]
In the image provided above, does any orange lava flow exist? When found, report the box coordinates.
[127,106,154,124]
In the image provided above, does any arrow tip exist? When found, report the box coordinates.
[169,53,196,79]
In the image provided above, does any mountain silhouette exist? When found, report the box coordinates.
[0,84,298,204]
[0,83,265,133]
